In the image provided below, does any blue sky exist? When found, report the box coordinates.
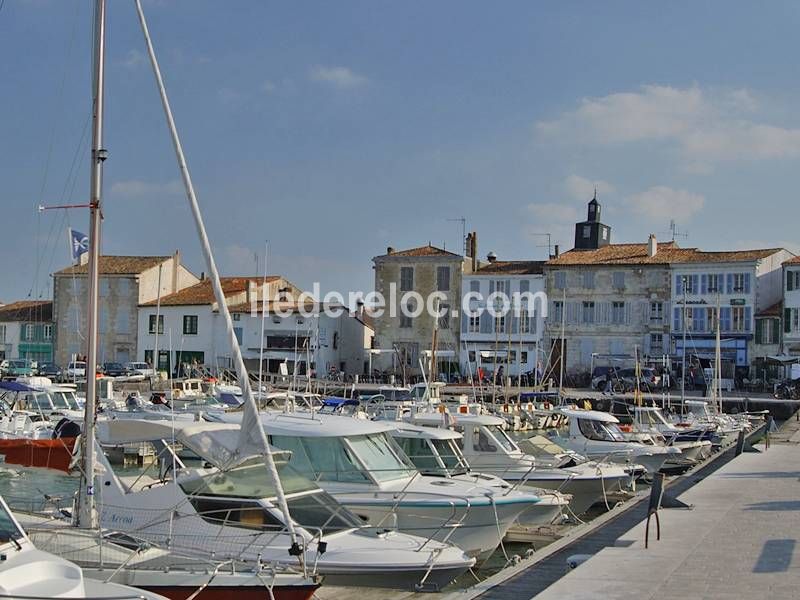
[3,1,800,303]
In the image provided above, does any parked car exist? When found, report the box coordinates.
[126,361,155,378]
[4,359,35,379]
[101,362,129,377]
[65,361,87,380]
[37,362,63,379]
[0,360,8,377]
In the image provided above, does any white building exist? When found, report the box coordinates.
[782,256,800,356]
[670,247,791,373]
[229,301,372,378]
[460,254,546,379]
[136,276,300,373]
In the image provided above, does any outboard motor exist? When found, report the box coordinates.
[52,418,81,439]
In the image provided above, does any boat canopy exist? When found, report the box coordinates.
[560,408,620,423]
[322,397,360,408]
[97,419,288,469]
[412,411,506,427]
[261,412,397,438]
[0,381,36,392]
[390,422,461,441]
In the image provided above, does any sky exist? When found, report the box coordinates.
[3,1,800,304]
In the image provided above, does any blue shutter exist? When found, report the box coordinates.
[673,307,682,332]
[488,280,495,295]
[519,280,530,294]
[469,280,479,293]
[675,275,683,295]
[479,311,491,333]
[726,273,734,294]
[461,311,468,334]
[701,274,708,294]
[511,315,519,334]
[720,307,731,331]
[695,307,705,332]
[745,307,752,332]
[744,273,751,294]
[692,275,699,294]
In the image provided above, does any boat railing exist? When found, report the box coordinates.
[0,594,149,600]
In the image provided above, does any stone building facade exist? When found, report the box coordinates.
[372,244,464,378]
[52,253,198,366]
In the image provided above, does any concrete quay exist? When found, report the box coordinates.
[532,438,800,599]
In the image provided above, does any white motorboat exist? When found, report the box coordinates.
[208,410,541,559]
[390,421,569,527]
[631,406,712,464]
[552,408,682,474]
[96,419,475,591]
[0,495,166,600]
[409,411,636,515]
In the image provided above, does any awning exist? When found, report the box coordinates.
[764,355,800,364]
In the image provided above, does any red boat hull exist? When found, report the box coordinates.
[141,584,320,600]
[0,437,76,472]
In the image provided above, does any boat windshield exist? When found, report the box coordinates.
[179,459,318,499]
[578,418,626,442]
[396,436,443,474]
[347,433,416,482]
[0,502,24,546]
[49,391,75,410]
[486,425,519,453]
[431,439,468,475]
[27,392,53,412]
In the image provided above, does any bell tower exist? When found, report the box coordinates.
[574,189,611,250]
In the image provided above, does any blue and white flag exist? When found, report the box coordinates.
[69,228,89,263]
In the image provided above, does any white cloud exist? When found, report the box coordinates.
[110,179,182,197]
[122,49,145,69]
[626,186,705,223]
[564,175,615,201]
[309,65,367,89]
[536,85,800,168]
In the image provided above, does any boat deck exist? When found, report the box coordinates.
[530,437,800,599]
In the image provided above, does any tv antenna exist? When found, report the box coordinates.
[446,217,467,255]
[530,232,554,257]
[663,219,689,242]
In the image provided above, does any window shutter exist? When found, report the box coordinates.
[624,302,632,325]
[744,273,751,294]
[479,311,492,333]
[726,273,734,294]
[470,280,480,293]
[489,280,495,294]
[519,280,530,294]
[511,315,519,334]
[745,307,752,332]
[788,273,794,292]
[674,307,682,332]
[461,311,468,334]
[675,275,683,295]
[701,274,708,294]
[772,318,780,341]
[755,318,764,342]
[786,309,793,333]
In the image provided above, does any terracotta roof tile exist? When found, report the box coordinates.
[141,277,278,306]
[375,244,462,259]
[0,300,52,322]
[546,242,784,266]
[757,301,782,318]
[783,255,800,265]
[55,255,172,276]
[475,260,545,275]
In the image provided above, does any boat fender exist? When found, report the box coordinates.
[566,554,592,569]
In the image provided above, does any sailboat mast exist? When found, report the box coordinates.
[77,0,107,530]
[133,0,298,543]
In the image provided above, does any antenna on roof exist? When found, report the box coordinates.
[446,217,467,255]
[661,219,689,242]
[530,232,553,258]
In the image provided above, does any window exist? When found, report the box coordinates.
[232,312,241,321]
[612,272,625,289]
[788,271,800,291]
[43,324,53,340]
[684,275,697,294]
[520,351,528,364]
[582,225,591,239]
[494,280,507,295]
[24,324,34,341]
[183,315,198,335]
[582,301,595,324]
[650,333,663,352]
[732,307,746,332]
[468,350,476,362]
[554,272,566,290]
[495,315,506,334]
[400,300,414,328]
[519,310,530,334]
[148,314,164,334]
[438,304,450,329]
[583,271,595,289]
[553,301,564,323]
[759,319,777,344]
[469,280,480,293]
[399,267,414,291]
[732,273,745,293]
[468,315,480,333]
[611,301,625,325]
[650,302,664,323]
[707,274,721,293]
[436,266,450,291]
[601,227,609,240]
[684,306,694,332]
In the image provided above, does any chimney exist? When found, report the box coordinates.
[648,234,657,257]
[487,251,497,263]
[171,249,181,292]
[200,271,205,281]
[386,247,395,255]
[471,231,478,271]
[553,244,560,258]
[79,252,90,266]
